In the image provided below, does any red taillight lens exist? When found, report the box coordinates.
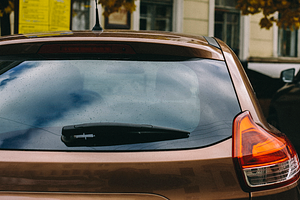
[38,44,136,54]
[233,111,300,191]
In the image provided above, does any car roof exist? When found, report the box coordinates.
[0,30,224,60]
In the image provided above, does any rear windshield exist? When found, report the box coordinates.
[0,59,240,151]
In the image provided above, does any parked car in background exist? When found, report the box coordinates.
[268,68,300,153]
[0,30,299,199]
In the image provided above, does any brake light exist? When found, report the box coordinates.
[38,44,136,54]
[233,111,300,192]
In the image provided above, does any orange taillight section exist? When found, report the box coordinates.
[233,111,300,191]
[234,112,290,168]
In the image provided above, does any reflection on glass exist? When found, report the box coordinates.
[0,59,240,151]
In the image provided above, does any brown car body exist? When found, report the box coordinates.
[0,30,298,200]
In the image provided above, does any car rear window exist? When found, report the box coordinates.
[0,58,240,151]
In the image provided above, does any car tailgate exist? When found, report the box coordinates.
[0,139,249,200]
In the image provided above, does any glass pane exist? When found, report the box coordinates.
[140,4,148,15]
[140,4,153,30]
[226,24,232,45]
[215,11,224,22]
[215,0,223,6]
[278,29,298,57]
[215,0,237,7]
[155,20,167,31]
[156,6,167,17]
[214,10,240,56]
[72,0,90,30]
[0,59,240,151]
[214,23,223,40]
[140,0,173,31]
[140,19,147,30]
[224,0,237,7]
[227,13,238,23]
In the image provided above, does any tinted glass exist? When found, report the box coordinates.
[0,59,240,151]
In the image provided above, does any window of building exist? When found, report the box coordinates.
[140,0,173,31]
[214,0,240,56]
[71,0,91,30]
[278,28,298,57]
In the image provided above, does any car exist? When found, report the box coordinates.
[0,29,299,200]
[268,68,300,154]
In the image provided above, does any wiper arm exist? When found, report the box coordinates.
[61,123,190,147]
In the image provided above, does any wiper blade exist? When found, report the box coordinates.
[61,123,190,147]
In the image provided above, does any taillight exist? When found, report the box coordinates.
[38,44,136,54]
[233,111,300,192]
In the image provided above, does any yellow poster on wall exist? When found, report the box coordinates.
[19,0,71,34]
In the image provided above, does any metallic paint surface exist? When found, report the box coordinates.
[0,139,249,199]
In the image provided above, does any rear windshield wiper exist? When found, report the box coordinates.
[61,123,190,147]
